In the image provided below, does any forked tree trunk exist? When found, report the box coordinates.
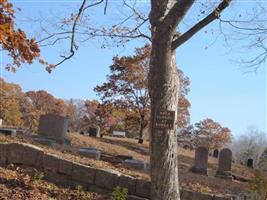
[149,28,180,199]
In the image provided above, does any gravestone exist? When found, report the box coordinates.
[213,149,219,158]
[247,158,254,168]
[191,146,208,175]
[89,127,100,137]
[113,131,126,138]
[37,114,69,144]
[0,128,16,136]
[116,155,133,160]
[123,159,147,171]
[78,148,101,160]
[216,148,233,179]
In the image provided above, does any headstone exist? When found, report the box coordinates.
[191,146,208,175]
[123,159,147,170]
[89,127,100,137]
[213,149,219,158]
[116,155,133,160]
[0,128,16,136]
[80,131,84,135]
[216,148,233,179]
[113,131,126,138]
[37,114,69,144]
[247,158,254,168]
[78,148,101,160]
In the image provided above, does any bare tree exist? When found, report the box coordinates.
[230,126,267,167]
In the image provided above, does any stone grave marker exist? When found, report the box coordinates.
[113,131,126,138]
[213,149,219,158]
[0,128,17,136]
[191,146,208,175]
[247,158,254,168]
[78,147,101,160]
[116,155,133,160]
[80,131,84,135]
[123,159,147,171]
[89,127,100,137]
[216,148,233,179]
[36,114,69,145]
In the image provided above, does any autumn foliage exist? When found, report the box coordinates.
[0,0,41,71]
[0,78,22,126]
[82,100,119,135]
[95,45,191,142]
[249,170,267,199]
[194,118,232,150]
[0,78,74,131]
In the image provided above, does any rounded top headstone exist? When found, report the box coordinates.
[218,148,232,172]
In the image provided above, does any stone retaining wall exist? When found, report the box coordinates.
[0,142,243,200]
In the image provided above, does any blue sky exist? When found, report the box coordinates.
[1,0,266,137]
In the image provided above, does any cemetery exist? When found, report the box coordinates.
[0,0,266,199]
[0,113,265,199]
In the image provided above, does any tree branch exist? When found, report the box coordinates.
[172,0,232,50]
[46,0,88,71]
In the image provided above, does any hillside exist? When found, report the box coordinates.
[69,133,253,195]
[0,132,256,197]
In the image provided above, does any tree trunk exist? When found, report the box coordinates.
[149,27,180,199]
[138,114,145,144]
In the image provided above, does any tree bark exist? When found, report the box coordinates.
[149,25,180,199]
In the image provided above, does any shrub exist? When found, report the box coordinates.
[111,186,128,200]
[249,170,267,200]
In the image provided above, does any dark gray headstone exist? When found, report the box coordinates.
[117,155,133,160]
[191,146,208,175]
[38,114,69,144]
[213,149,219,158]
[247,158,254,168]
[89,127,100,137]
[216,148,233,179]
[80,131,84,135]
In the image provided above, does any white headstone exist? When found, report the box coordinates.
[113,131,126,137]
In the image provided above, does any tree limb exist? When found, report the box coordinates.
[172,0,232,50]
[47,0,88,71]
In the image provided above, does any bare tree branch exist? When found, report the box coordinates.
[47,0,90,71]
[172,0,231,50]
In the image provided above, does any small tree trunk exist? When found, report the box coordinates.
[149,29,180,199]
[138,115,145,144]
